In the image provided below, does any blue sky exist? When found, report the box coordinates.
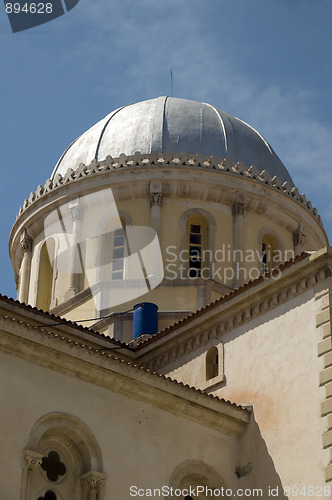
[0,0,331,300]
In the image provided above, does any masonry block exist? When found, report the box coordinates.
[320,367,332,386]
[319,337,332,357]
[317,308,331,328]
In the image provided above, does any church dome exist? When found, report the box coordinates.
[52,96,294,186]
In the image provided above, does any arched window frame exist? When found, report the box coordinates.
[21,412,106,500]
[96,210,132,283]
[206,346,219,381]
[179,209,216,278]
[201,343,224,390]
[36,237,57,311]
[257,228,284,274]
[168,460,227,500]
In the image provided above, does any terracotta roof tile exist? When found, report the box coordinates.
[133,252,310,350]
[0,309,249,413]
[0,293,129,349]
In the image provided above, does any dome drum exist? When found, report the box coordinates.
[9,97,328,328]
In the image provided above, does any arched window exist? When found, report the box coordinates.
[111,226,126,280]
[206,346,219,381]
[37,239,55,311]
[188,221,206,278]
[202,344,224,390]
[21,413,106,500]
[97,212,131,283]
[259,231,283,273]
[180,209,216,280]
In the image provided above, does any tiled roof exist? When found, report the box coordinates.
[0,252,309,412]
[133,252,310,350]
[0,304,249,413]
[0,293,130,350]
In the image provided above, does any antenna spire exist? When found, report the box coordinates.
[170,69,173,97]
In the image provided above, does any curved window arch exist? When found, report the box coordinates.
[97,211,132,283]
[258,228,284,274]
[37,490,57,500]
[37,238,55,311]
[188,218,206,278]
[21,412,106,500]
[169,460,226,500]
[180,209,216,278]
[202,344,224,389]
[206,346,219,381]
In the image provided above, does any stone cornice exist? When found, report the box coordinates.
[9,153,328,276]
[14,152,322,224]
[0,309,250,436]
[134,250,332,371]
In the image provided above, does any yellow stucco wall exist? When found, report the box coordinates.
[0,348,240,499]
[160,288,328,490]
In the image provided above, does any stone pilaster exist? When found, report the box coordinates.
[18,230,33,304]
[232,197,246,288]
[149,181,162,236]
[64,200,82,300]
[21,450,43,500]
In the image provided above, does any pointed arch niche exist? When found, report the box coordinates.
[21,412,106,500]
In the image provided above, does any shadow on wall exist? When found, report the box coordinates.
[238,412,288,500]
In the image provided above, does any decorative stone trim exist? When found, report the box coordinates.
[293,228,306,247]
[23,449,43,471]
[141,261,331,372]
[20,230,32,252]
[21,450,44,500]
[15,153,322,224]
[232,202,246,216]
[317,289,332,482]
[150,192,162,206]
[150,181,162,206]
[80,471,107,493]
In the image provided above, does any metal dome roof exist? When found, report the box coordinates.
[52,96,294,186]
